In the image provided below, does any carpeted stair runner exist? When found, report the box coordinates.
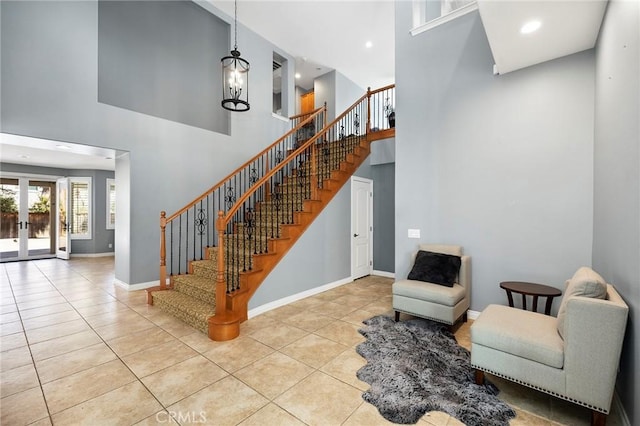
[151,137,367,334]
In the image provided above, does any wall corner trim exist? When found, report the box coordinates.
[373,270,395,278]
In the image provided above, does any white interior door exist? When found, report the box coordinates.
[351,177,373,279]
[56,178,71,260]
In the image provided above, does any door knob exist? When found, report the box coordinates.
[353,233,359,237]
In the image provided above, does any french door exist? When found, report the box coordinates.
[56,178,71,260]
[0,177,56,261]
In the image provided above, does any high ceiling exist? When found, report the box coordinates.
[1,0,608,172]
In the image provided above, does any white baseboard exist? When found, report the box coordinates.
[71,252,115,258]
[372,270,395,278]
[248,276,353,318]
[115,278,168,291]
[467,309,481,320]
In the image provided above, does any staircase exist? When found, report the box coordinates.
[147,85,395,340]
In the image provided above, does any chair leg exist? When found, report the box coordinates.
[463,312,468,322]
[474,370,484,385]
[591,411,606,426]
[394,311,400,322]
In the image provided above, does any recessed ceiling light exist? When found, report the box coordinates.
[56,145,71,150]
[19,154,30,159]
[520,20,541,34]
[295,73,301,79]
[105,157,113,160]
[365,41,373,48]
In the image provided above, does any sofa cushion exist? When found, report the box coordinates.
[557,267,607,339]
[472,304,564,368]
[393,279,465,307]
[407,250,461,287]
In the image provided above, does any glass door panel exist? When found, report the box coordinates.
[0,178,20,261]
[27,181,54,257]
[56,178,70,260]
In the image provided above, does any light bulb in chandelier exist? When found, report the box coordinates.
[221,0,250,112]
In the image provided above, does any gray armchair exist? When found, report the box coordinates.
[471,267,628,426]
[393,244,471,325]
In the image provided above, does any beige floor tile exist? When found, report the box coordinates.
[74,300,130,317]
[0,303,17,314]
[180,330,222,353]
[240,314,281,335]
[17,295,67,310]
[418,411,456,426]
[0,362,40,398]
[262,304,304,322]
[0,386,49,425]
[0,311,20,323]
[312,300,358,319]
[315,320,366,347]
[25,318,91,344]
[238,402,306,426]
[167,375,268,426]
[280,333,348,368]
[1,345,33,372]
[235,352,314,400]
[331,294,377,309]
[249,322,307,349]
[141,355,227,406]
[70,295,117,309]
[82,308,144,328]
[35,342,118,384]
[280,310,336,332]
[122,339,197,378]
[320,348,369,391]
[11,284,56,297]
[361,298,394,316]
[274,371,363,426]
[287,296,326,311]
[488,374,551,417]
[18,302,73,319]
[51,381,163,426]
[202,336,274,373]
[159,317,202,338]
[30,329,102,361]
[343,402,396,426]
[549,397,592,425]
[0,331,28,352]
[29,416,53,426]
[341,309,377,326]
[509,408,553,425]
[94,316,157,340]
[42,358,136,414]
[21,309,82,331]
[14,290,61,303]
[0,320,23,336]
[107,327,176,357]
[134,411,180,425]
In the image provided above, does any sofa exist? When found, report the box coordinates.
[471,267,628,426]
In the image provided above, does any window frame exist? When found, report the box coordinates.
[106,178,115,230]
[70,177,92,240]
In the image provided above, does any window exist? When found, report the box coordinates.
[411,0,477,36]
[106,179,115,230]
[70,177,91,239]
[272,52,289,117]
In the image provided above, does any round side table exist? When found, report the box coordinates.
[499,281,562,315]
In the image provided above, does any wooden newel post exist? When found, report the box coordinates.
[215,211,227,315]
[159,211,167,289]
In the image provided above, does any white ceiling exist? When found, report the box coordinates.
[478,0,608,74]
[0,133,117,172]
[1,0,608,172]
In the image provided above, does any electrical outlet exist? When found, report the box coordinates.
[108,243,113,249]
[408,229,420,239]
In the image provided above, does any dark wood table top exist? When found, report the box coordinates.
[499,281,562,297]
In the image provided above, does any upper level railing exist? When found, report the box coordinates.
[158,106,326,287]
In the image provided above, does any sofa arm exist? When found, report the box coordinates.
[563,288,628,412]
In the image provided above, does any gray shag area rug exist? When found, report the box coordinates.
[356,315,516,425]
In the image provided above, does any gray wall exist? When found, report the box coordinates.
[1,0,294,285]
[592,0,640,423]
[315,71,336,121]
[0,162,115,255]
[395,5,595,313]
[372,162,395,273]
[97,1,228,133]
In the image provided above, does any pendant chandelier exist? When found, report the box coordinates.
[221,0,250,112]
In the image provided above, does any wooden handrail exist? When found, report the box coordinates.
[223,91,371,223]
[369,83,395,96]
[289,107,322,121]
[164,106,325,223]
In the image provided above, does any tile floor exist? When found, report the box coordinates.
[0,257,621,425]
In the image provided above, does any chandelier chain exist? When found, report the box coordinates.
[234,0,238,50]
